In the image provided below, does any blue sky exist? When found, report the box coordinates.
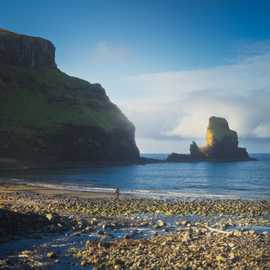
[2,0,270,152]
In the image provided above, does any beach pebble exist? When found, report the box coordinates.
[47,251,57,259]
[155,219,166,228]
[19,250,32,258]
[45,213,53,221]
[90,218,98,225]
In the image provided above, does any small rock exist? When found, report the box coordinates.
[216,255,226,262]
[46,213,53,221]
[19,250,32,258]
[155,219,166,228]
[229,252,235,260]
[81,260,88,267]
[182,231,191,242]
[102,223,112,230]
[180,220,188,226]
[0,259,8,267]
[98,241,111,248]
[233,230,242,237]
[47,251,57,259]
[90,218,98,225]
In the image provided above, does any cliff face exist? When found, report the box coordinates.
[0,29,56,68]
[0,29,140,164]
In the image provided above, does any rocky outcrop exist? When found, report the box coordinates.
[199,116,250,160]
[0,28,56,68]
[190,141,205,159]
[0,29,140,165]
[167,116,253,162]
[165,153,193,162]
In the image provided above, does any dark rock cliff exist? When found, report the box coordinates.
[0,29,140,165]
[0,29,56,69]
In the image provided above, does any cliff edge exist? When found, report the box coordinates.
[0,28,140,166]
[0,28,56,68]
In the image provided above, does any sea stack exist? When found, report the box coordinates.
[199,116,250,160]
[167,116,253,162]
[0,29,140,166]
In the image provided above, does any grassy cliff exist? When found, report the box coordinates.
[0,65,130,131]
[0,29,139,164]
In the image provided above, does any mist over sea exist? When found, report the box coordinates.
[1,154,270,200]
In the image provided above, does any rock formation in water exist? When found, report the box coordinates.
[167,116,253,162]
[0,28,140,166]
[190,141,205,159]
[201,116,250,160]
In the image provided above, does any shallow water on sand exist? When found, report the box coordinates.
[1,213,269,270]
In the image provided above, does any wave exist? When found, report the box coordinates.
[0,177,251,200]
[123,189,241,200]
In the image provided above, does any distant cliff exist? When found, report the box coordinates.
[167,116,253,162]
[0,28,140,166]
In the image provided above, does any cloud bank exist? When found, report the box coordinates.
[116,49,270,151]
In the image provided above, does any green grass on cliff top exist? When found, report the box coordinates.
[0,65,131,131]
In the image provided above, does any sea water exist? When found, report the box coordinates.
[0,153,270,200]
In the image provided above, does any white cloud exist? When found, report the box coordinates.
[122,53,270,99]
[164,92,269,139]
[118,49,270,148]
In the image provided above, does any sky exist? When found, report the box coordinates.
[1,0,270,153]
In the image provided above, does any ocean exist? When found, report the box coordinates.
[1,153,270,200]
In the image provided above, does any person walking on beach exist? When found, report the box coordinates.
[115,187,120,200]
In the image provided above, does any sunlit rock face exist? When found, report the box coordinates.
[192,116,250,160]
[205,117,238,148]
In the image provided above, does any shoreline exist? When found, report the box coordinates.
[0,182,120,200]
[1,180,269,201]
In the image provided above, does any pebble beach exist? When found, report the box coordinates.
[0,183,269,269]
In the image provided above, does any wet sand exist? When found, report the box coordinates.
[0,183,120,199]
